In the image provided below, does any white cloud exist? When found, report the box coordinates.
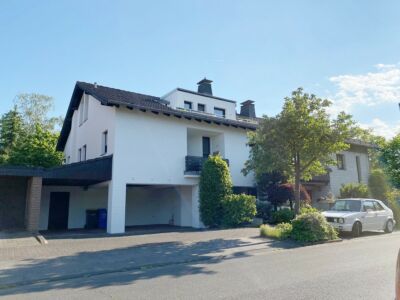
[359,118,400,139]
[328,63,400,115]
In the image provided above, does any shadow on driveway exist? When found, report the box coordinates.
[0,236,294,296]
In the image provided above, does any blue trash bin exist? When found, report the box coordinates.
[98,208,107,229]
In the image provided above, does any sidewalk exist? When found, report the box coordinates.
[0,228,295,291]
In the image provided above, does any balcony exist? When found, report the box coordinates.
[184,156,229,175]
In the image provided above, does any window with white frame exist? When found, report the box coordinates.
[184,101,192,110]
[214,107,225,118]
[79,93,89,125]
[102,130,108,155]
[336,154,345,170]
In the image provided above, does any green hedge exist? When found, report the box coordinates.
[291,212,337,242]
[222,194,257,227]
[271,208,295,224]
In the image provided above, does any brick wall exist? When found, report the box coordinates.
[0,176,28,230]
[25,177,42,232]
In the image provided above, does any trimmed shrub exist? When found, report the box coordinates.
[300,204,319,215]
[386,190,400,228]
[271,208,295,224]
[260,223,292,240]
[222,194,257,227]
[256,200,273,221]
[340,183,369,198]
[199,155,233,227]
[291,212,337,242]
[368,169,390,201]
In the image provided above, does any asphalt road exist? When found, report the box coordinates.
[1,232,399,300]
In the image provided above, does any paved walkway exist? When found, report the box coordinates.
[0,231,40,249]
[0,228,294,289]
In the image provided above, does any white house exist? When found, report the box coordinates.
[45,79,257,234]
[0,79,373,233]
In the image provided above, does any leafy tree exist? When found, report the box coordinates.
[272,183,311,211]
[0,107,23,163]
[14,93,63,130]
[243,88,354,214]
[368,169,390,200]
[381,135,400,188]
[8,123,63,168]
[0,93,64,167]
[352,127,386,169]
[199,155,233,227]
[340,183,369,198]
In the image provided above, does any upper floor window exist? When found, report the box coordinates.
[82,145,87,161]
[67,156,70,164]
[79,93,89,125]
[356,156,362,183]
[184,101,192,110]
[336,154,345,170]
[214,107,225,118]
[198,103,205,112]
[78,148,82,162]
[102,131,108,155]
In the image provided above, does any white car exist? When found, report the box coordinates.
[322,198,395,237]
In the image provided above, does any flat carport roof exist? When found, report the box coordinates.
[0,155,112,186]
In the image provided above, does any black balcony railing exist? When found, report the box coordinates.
[185,156,229,174]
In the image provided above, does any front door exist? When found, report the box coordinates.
[48,192,69,230]
[202,137,210,158]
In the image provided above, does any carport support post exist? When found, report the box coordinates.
[107,180,126,234]
[25,177,42,232]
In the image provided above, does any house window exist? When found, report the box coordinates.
[356,156,362,183]
[198,103,205,112]
[336,154,345,170]
[78,148,82,162]
[214,107,225,118]
[102,131,108,155]
[82,145,87,161]
[67,156,70,164]
[184,101,192,110]
[79,93,89,125]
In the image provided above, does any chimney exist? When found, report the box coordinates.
[197,78,213,95]
[240,100,256,118]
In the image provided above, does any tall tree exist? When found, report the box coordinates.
[381,135,400,189]
[0,107,23,163]
[14,93,63,130]
[243,88,354,214]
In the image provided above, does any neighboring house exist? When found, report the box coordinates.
[304,139,374,210]
[0,78,373,234]
[0,79,257,234]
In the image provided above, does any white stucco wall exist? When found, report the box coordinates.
[329,146,370,197]
[163,89,237,120]
[112,108,254,187]
[64,94,116,163]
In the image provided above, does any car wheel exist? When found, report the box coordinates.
[385,219,394,233]
[352,222,362,237]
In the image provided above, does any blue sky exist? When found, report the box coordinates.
[1,1,400,138]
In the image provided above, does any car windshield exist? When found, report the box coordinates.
[330,200,361,212]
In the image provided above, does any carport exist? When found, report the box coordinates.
[0,156,112,232]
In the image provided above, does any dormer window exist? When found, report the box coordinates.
[198,103,205,112]
[184,101,192,110]
[214,107,225,118]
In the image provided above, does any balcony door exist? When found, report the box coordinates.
[202,137,210,158]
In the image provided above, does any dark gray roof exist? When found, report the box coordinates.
[0,156,112,186]
[57,82,256,151]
